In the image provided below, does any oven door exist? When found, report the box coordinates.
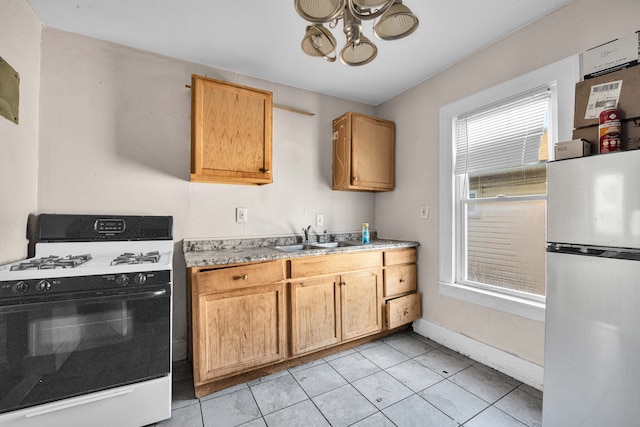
[0,285,171,415]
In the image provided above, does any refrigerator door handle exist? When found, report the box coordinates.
[546,243,640,261]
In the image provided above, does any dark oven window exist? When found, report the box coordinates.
[0,287,171,414]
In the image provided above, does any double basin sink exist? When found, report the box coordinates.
[272,241,364,252]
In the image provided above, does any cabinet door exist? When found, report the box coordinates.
[332,113,352,190]
[351,114,394,191]
[341,269,383,341]
[194,283,286,384]
[191,74,272,185]
[290,276,341,355]
[332,112,395,192]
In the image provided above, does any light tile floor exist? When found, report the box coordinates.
[155,331,542,427]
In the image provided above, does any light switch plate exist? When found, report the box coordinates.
[420,206,429,219]
[236,207,248,223]
[316,214,324,227]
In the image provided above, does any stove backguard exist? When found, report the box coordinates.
[34,214,173,243]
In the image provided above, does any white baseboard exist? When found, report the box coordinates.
[412,318,543,391]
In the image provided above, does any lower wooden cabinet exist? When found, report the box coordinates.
[341,270,383,340]
[290,276,341,355]
[383,248,421,329]
[290,267,383,356]
[190,260,286,395]
[188,246,418,397]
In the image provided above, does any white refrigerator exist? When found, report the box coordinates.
[543,150,640,426]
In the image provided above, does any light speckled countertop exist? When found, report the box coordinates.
[183,234,419,268]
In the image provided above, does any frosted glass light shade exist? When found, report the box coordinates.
[301,25,337,62]
[295,0,345,23]
[340,35,377,66]
[374,2,419,40]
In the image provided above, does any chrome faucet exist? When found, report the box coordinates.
[303,225,311,243]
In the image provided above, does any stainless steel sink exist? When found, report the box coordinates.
[309,242,339,248]
[312,241,363,248]
[272,240,365,251]
[272,244,314,251]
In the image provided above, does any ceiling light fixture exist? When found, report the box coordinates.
[295,0,419,66]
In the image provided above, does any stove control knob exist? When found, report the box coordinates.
[38,280,52,293]
[116,274,130,287]
[133,273,147,286]
[13,281,29,294]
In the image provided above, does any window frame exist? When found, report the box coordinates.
[438,55,580,322]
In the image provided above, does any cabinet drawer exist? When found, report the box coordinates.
[384,248,416,266]
[290,251,382,279]
[384,264,417,297]
[385,292,421,330]
[192,260,285,294]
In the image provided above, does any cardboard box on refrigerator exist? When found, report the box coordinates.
[572,120,640,153]
[554,139,591,160]
[582,31,639,80]
[574,66,640,129]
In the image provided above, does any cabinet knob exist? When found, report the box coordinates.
[260,168,271,174]
[353,176,358,181]
[403,308,409,316]
[234,274,249,280]
[340,281,346,286]
[399,278,406,283]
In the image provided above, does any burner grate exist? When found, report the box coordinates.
[111,251,161,265]
[10,254,93,271]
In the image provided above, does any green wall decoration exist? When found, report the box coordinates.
[0,56,20,124]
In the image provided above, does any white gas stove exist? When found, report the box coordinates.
[0,214,174,427]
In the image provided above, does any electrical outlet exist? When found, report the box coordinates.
[236,207,248,223]
[420,206,429,219]
[316,213,324,227]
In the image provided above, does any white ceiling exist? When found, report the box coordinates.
[26,0,572,106]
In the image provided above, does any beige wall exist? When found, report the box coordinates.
[375,0,640,366]
[0,0,41,264]
[36,28,376,359]
[7,0,640,369]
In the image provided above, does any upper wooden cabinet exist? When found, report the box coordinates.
[332,112,395,192]
[190,75,273,185]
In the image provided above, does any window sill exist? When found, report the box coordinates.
[439,281,545,322]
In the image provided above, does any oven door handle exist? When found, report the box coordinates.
[24,387,135,418]
[0,286,170,311]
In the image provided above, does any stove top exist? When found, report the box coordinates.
[10,254,93,271]
[0,241,173,281]
[0,214,174,298]
[111,251,161,266]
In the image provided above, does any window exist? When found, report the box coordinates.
[439,55,580,321]
[455,87,550,298]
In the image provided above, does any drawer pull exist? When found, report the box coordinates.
[234,274,249,280]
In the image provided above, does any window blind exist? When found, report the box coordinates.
[454,87,550,175]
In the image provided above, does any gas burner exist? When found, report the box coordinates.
[111,251,161,266]
[10,254,93,271]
